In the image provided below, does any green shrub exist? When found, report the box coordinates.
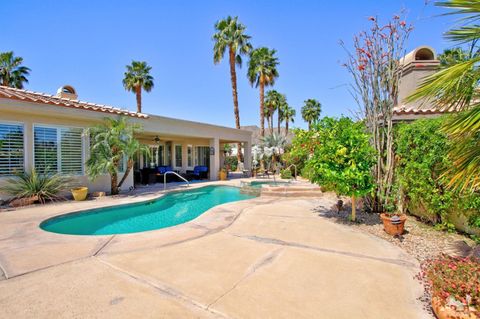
[280,169,292,179]
[5,168,74,204]
[285,128,316,176]
[395,117,479,226]
[224,155,238,171]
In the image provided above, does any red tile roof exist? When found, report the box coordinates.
[0,86,148,118]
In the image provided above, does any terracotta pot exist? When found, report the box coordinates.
[380,213,407,236]
[71,187,88,201]
[432,297,478,319]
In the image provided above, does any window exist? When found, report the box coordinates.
[34,125,83,174]
[187,145,193,167]
[165,142,172,166]
[0,122,24,175]
[175,144,182,167]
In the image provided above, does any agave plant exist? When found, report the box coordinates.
[4,168,74,204]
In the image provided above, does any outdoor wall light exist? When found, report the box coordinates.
[210,147,215,155]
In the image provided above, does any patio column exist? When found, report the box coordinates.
[209,137,220,180]
[243,141,251,171]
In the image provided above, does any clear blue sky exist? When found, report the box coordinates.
[1,0,456,129]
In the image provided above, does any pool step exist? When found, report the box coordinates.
[260,184,322,197]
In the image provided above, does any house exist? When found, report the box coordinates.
[0,85,252,197]
[393,45,445,122]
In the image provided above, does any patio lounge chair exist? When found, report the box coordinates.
[188,166,208,180]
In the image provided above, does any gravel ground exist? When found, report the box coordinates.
[314,196,477,263]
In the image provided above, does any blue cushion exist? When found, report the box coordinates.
[157,166,173,174]
[193,166,208,174]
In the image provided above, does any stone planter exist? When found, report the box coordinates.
[380,213,407,236]
[432,297,478,319]
[71,187,88,201]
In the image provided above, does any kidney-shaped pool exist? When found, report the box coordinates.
[40,185,256,236]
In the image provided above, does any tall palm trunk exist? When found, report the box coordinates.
[269,111,274,135]
[135,86,142,113]
[228,46,243,168]
[277,111,281,135]
[286,119,289,134]
[259,76,265,137]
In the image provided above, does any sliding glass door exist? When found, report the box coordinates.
[195,146,210,167]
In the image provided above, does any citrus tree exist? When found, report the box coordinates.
[305,117,376,221]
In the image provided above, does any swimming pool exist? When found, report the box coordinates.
[40,186,255,236]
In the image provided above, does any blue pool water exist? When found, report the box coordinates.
[40,186,255,236]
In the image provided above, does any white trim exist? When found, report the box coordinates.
[187,144,193,169]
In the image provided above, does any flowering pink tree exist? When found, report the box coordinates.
[342,15,413,213]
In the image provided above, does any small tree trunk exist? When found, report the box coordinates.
[111,172,119,195]
[351,195,356,222]
[135,86,142,113]
[286,120,289,134]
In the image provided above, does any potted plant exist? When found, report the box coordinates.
[380,201,407,236]
[71,186,89,201]
[219,168,228,181]
[420,255,479,319]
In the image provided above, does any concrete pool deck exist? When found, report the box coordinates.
[0,180,430,318]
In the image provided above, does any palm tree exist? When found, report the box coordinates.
[301,99,322,130]
[213,16,252,166]
[260,133,287,171]
[86,117,149,195]
[0,51,30,89]
[277,93,287,134]
[122,61,154,113]
[407,0,480,192]
[282,105,296,134]
[264,90,282,135]
[248,47,280,137]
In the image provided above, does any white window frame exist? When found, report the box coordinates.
[33,123,85,175]
[0,120,26,177]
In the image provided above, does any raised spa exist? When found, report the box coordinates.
[40,186,255,236]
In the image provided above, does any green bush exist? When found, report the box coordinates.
[5,168,74,204]
[280,169,292,179]
[224,156,238,171]
[395,117,479,227]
